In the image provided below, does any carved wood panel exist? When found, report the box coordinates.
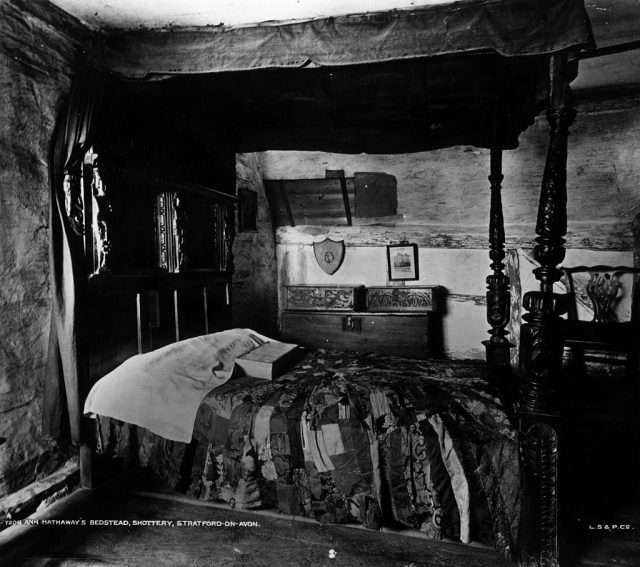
[366,286,436,312]
[82,152,237,276]
[285,286,364,311]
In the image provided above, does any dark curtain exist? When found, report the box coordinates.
[43,68,103,445]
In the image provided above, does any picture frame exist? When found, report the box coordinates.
[238,188,258,232]
[387,243,419,281]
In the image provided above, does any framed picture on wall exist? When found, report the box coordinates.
[387,243,419,281]
[238,188,257,232]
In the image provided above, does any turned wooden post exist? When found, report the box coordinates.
[483,133,514,368]
[518,52,574,567]
[520,53,574,418]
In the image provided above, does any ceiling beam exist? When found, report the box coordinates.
[579,38,640,60]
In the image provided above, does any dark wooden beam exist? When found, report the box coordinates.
[326,170,352,227]
[578,39,640,60]
[278,180,296,227]
[275,223,634,251]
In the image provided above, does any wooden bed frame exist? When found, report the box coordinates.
[50,2,591,558]
[75,54,573,567]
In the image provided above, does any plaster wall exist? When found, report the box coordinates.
[232,154,278,336]
[257,97,640,250]
[277,245,489,359]
[249,95,640,360]
[0,0,90,500]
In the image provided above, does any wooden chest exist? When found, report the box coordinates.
[280,311,432,358]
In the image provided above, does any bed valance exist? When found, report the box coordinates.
[88,0,594,79]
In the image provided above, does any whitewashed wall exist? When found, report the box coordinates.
[276,243,633,362]
[236,93,640,362]
[277,245,490,359]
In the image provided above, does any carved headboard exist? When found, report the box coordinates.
[69,150,238,388]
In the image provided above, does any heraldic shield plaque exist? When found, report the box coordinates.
[313,238,345,275]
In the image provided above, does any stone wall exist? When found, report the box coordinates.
[232,154,278,336]
[0,0,90,499]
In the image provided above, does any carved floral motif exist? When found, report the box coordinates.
[586,272,622,323]
[286,287,356,311]
[367,288,434,312]
[522,423,559,567]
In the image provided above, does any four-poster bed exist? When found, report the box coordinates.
[44,1,595,565]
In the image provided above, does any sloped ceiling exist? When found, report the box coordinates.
[46,0,451,30]
[46,0,640,90]
[585,0,640,47]
[45,0,639,48]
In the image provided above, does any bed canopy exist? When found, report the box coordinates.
[91,0,592,76]
[48,0,594,441]
[83,0,594,153]
[47,1,594,564]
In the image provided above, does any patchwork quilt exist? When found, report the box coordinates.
[95,350,522,559]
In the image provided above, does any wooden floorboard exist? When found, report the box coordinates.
[0,469,513,567]
[572,538,640,567]
[1,463,639,566]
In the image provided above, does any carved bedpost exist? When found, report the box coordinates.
[483,141,514,368]
[518,52,574,567]
[520,53,573,417]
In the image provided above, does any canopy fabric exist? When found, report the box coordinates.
[89,0,594,78]
[96,54,550,155]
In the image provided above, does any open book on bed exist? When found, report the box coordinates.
[235,341,301,379]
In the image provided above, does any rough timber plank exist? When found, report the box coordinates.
[275,223,634,251]
[0,458,79,522]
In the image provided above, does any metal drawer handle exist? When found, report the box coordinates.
[342,316,362,332]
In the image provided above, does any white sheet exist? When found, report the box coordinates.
[84,328,270,443]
